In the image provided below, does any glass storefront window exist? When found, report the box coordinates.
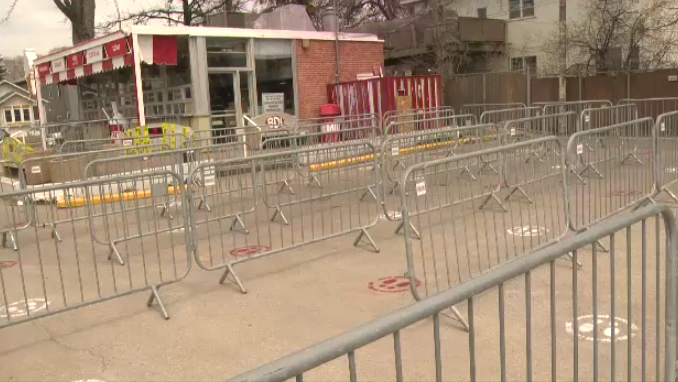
[254,39,295,115]
[207,38,248,68]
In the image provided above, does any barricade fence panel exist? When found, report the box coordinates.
[382,106,454,125]
[383,109,457,132]
[567,118,655,231]
[228,204,676,382]
[260,127,382,153]
[654,110,678,203]
[619,97,678,120]
[0,171,190,328]
[385,114,478,135]
[580,104,639,132]
[479,106,542,124]
[503,112,578,144]
[400,137,568,305]
[296,114,379,131]
[538,100,613,119]
[187,142,381,292]
[379,124,502,226]
[460,103,526,119]
[293,117,381,141]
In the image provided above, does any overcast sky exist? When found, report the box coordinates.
[0,0,188,58]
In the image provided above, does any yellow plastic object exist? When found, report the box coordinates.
[2,136,36,165]
[57,185,188,208]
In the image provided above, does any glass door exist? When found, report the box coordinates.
[208,72,237,137]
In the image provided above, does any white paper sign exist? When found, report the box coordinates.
[203,174,216,186]
[391,146,400,156]
[585,115,590,123]
[415,181,426,196]
[51,58,66,73]
[31,166,41,174]
[577,144,583,154]
[86,46,104,64]
[151,138,162,145]
[662,122,666,131]
[510,128,516,136]
[236,129,245,135]
[262,93,285,113]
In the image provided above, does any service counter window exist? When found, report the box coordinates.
[254,39,295,115]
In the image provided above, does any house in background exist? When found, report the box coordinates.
[0,80,38,128]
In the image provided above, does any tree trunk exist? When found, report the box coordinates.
[53,0,96,44]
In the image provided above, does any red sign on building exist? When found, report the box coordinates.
[105,38,129,58]
[67,52,84,69]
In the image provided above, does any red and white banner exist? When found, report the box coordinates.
[39,34,176,85]
[85,46,104,64]
[51,58,66,73]
[67,52,84,69]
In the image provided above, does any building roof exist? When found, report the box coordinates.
[0,91,36,106]
[35,26,382,65]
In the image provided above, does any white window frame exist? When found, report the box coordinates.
[509,0,535,19]
[2,105,34,124]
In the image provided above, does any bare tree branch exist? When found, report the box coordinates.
[0,0,20,25]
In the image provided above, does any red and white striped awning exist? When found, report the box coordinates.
[36,34,178,85]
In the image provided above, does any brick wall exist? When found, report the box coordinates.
[296,40,384,119]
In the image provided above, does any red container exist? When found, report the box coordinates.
[319,104,342,143]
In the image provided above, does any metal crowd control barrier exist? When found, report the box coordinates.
[382,108,456,132]
[295,113,379,130]
[18,143,172,243]
[460,103,526,119]
[538,100,613,118]
[479,106,541,124]
[294,115,380,140]
[229,204,677,382]
[580,104,638,132]
[503,112,577,146]
[261,127,382,191]
[0,160,26,251]
[187,141,382,292]
[399,137,568,328]
[379,124,502,235]
[619,97,678,119]
[654,110,678,204]
[566,118,654,232]
[385,114,477,135]
[382,106,453,124]
[0,171,191,328]
[59,134,188,153]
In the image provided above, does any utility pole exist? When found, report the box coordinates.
[558,0,567,102]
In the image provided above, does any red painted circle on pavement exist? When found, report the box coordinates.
[0,261,17,269]
[369,276,421,294]
[606,190,643,197]
[229,245,271,258]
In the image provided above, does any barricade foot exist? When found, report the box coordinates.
[51,226,62,242]
[353,228,380,253]
[147,285,169,320]
[2,231,17,251]
[388,181,400,195]
[525,151,544,164]
[308,174,322,188]
[478,160,499,175]
[360,186,378,202]
[563,252,584,269]
[505,186,533,204]
[659,188,678,204]
[394,220,421,239]
[442,306,470,332]
[218,264,247,294]
[271,207,289,225]
[394,160,406,170]
[108,242,125,266]
[621,152,643,165]
[230,215,249,234]
[198,198,212,212]
[578,164,604,179]
[479,193,507,212]
[278,180,295,195]
[458,166,477,181]
[160,204,174,220]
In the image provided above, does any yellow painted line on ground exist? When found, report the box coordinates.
[309,135,497,171]
[57,185,187,208]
